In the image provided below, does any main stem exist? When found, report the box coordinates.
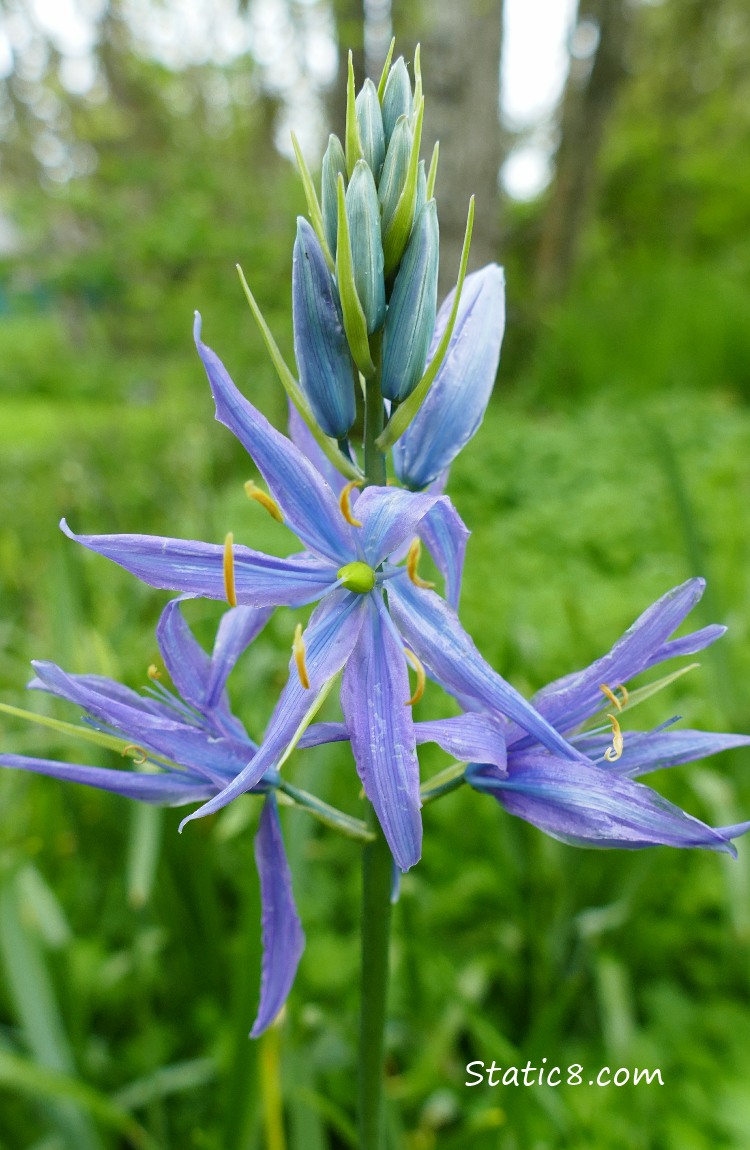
[358,340,392,1148]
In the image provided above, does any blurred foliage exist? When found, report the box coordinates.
[3,0,750,1146]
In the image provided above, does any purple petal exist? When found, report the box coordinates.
[207,605,274,709]
[0,754,215,806]
[62,520,334,609]
[524,579,709,739]
[250,796,305,1037]
[157,598,212,709]
[179,589,367,827]
[415,714,508,771]
[287,402,348,495]
[415,500,469,611]
[648,624,726,665]
[354,486,456,570]
[340,594,422,871]
[467,755,743,854]
[573,728,750,778]
[394,265,505,489]
[388,578,585,763]
[297,721,349,747]
[195,316,355,563]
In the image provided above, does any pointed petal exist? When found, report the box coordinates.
[388,578,585,762]
[179,589,367,827]
[195,318,355,562]
[0,754,215,806]
[354,486,460,570]
[207,605,274,709]
[340,594,422,871]
[415,714,508,771]
[250,796,305,1037]
[466,755,742,854]
[156,599,212,709]
[62,520,335,609]
[648,624,726,665]
[416,500,469,611]
[574,728,750,778]
[526,579,709,737]
[297,721,349,747]
[287,402,348,495]
[394,265,505,489]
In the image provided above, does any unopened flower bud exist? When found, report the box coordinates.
[292,217,356,438]
[355,79,386,180]
[381,56,412,146]
[381,199,439,402]
[345,160,386,334]
[321,134,347,260]
[378,115,412,236]
[414,159,427,218]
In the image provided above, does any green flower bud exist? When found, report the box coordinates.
[345,160,386,334]
[321,133,347,260]
[381,56,412,145]
[381,199,439,403]
[378,114,412,234]
[355,78,385,180]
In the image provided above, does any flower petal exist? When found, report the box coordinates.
[287,402,348,495]
[648,624,726,666]
[388,577,585,762]
[206,605,274,710]
[574,728,750,778]
[0,754,215,806]
[195,317,355,562]
[179,589,367,827]
[466,755,745,854]
[354,486,457,570]
[394,265,505,490]
[415,714,508,771]
[416,500,469,611]
[340,594,422,871]
[250,795,305,1037]
[62,520,335,609]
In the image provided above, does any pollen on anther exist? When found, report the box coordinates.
[293,622,310,689]
[244,480,284,523]
[123,744,148,765]
[404,647,426,706]
[339,480,363,527]
[147,664,161,680]
[223,532,237,607]
[604,713,624,762]
[406,538,435,590]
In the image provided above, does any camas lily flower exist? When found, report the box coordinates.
[60,317,586,871]
[0,598,303,1037]
[464,578,750,854]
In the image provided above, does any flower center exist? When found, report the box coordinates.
[337,561,376,593]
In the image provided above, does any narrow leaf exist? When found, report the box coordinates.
[290,132,334,272]
[345,51,363,177]
[335,175,376,378]
[0,701,143,757]
[377,37,396,102]
[377,196,474,450]
[426,140,439,199]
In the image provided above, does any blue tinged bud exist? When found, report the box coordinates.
[321,134,347,260]
[345,160,386,334]
[414,159,427,218]
[381,56,412,145]
[292,216,356,439]
[381,199,439,403]
[394,265,505,489]
[378,114,412,234]
[355,79,386,180]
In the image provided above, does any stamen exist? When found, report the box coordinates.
[600,682,629,712]
[122,744,148,765]
[618,684,629,706]
[404,647,426,706]
[339,480,363,527]
[604,713,624,762]
[244,480,284,523]
[147,664,161,680]
[293,622,310,689]
[406,538,435,590]
[223,532,237,607]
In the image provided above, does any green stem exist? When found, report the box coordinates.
[259,1024,286,1150]
[358,806,393,1149]
[363,333,386,487]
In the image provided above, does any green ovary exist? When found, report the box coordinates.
[337,561,376,593]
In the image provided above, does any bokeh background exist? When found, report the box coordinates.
[2,1,750,1146]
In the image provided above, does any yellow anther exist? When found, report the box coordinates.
[147,664,161,680]
[599,682,628,711]
[604,713,624,762]
[293,622,310,689]
[122,744,148,765]
[339,480,363,527]
[404,647,426,706]
[223,532,237,607]
[406,538,435,590]
[244,480,284,523]
[618,684,629,706]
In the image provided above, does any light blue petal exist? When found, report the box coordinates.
[574,728,750,778]
[416,500,469,611]
[415,714,508,771]
[195,316,355,563]
[250,795,305,1037]
[0,754,215,807]
[207,605,274,710]
[340,594,422,871]
[354,486,455,569]
[287,402,348,495]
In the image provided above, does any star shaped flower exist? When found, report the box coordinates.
[60,318,585,871]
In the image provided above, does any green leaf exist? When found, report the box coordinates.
[127,802,163,909]
[426,140,439,200]
[619,662,701,713]
[290,131,335,273]
[335,174,376,378]
[0,701,145,758]
[382,97,425,278]
[345,51,364,177]
[412,42,422,110]
[376,38,396,103]
[377,195,474,450]
[236,265,363,481]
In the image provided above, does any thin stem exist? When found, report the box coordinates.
[259,1024,286,1150]
[358,806,394,1149]
[363,332,386,487]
